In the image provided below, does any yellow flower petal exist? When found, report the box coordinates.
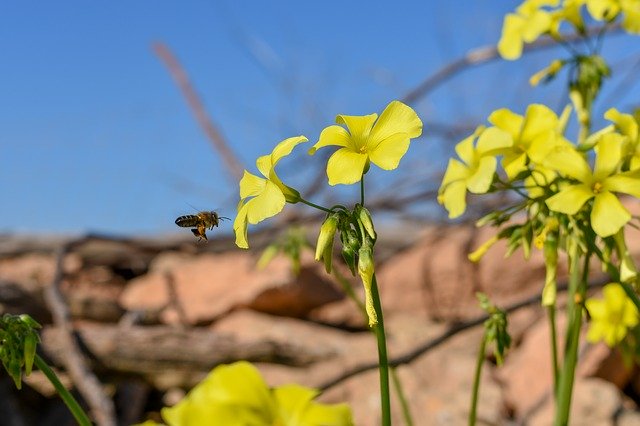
[336,114,377,145]
[239,170,267,199]
[546,184,594,214]
[440,180,467,219]
[245,180,286,224]
[369,132,411,170]
[521,104,558,142]
[503,152,528,180]
[271,135,308,165]
[488,108,524,140]
[467,156,497,194]
[326,148,368,185]
[309,125,351,154]
[233,203,249,249]
[454,133,476,166]
[594,133,623,180]
[605,108,639,142]
[440,158,469,189]
[544,145,592,181]
[476,127,513,154]
[604,173,640,197]
[498,14,526,60]
[369,100,423,144]
[591,191,630,237]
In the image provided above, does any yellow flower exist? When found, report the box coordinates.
[605,108,640,169]
[586,283,639,347]
[234,136,308,249]
[438,126,512,218]
[586,0,640,33]
[309,101,422,186]
[545,133,640,237]
[489,104,570,179]
[498,0,559,60]
[161,361,353,426]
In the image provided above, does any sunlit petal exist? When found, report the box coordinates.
[605,108,639,142]
[604,173,640,197]
[503,152,528,180]
[440,180,467,219]
[233,203,250,250]
[239,171,267,199]
[521,104,558,142]
[326,148,368,185]
[546,184,593,214]
[488,108,524,139]
[498,14,525,60]
[591,191,630,237]
[369,133,411,170]
[543,145,592,182]
[454,134,476,166]
[440,158,470,189]
[309,125,352,154]
[476,127,513,155]
[594,133,623,180]
[270,135,308,165]
[336,114,377,142]
[245,181,286,225]
[369,100,423,145]
[467,156,497,194]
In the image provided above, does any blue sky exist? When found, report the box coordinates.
[1,1,638,236]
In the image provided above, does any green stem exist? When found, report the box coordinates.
[468,335,487,426]
[34,354,92,426]
[390,367,413,426]
[360,175,365,206]
[298,198,333,214]
[371,273,391,426]
[548,305,559,395]
[554,251,588,426]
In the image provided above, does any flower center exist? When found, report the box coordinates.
[592,181,603,194]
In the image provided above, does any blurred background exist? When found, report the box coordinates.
[3,1,640,425]
[4,0,638,236]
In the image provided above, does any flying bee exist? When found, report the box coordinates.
[175,211,229,242]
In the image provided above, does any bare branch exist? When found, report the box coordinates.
[43,243,117,426]
[153,42,244,181]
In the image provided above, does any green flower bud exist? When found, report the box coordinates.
[355,205,376,241]
[358,244,377,327]
[282,185,301,204]
[23,332,38,376]
[315,214,339,273]
[341,230,360,276]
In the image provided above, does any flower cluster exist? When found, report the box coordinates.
[499,0,640,60]
[586,283,639,347]
[439,104,640,239]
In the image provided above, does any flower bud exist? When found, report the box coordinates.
[23,332,38,376]
[341,230,360,276]
[468,235,499,263]
[356,205,376,241]
[315,214,339,273]
[542,230,558,307]
[358,245,378,327]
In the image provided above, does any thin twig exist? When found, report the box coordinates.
[318,278,607,391]
[401,24,622,105]
[153,42,244,181]
[42,243,117,426]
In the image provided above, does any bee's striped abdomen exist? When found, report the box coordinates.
[175,215,200,228]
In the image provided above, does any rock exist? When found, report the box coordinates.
[120,251,343,325]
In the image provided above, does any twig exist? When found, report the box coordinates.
[42,242,117,426]
[318,278,607,391]
[401,24,622,105]
[153,42,244,181]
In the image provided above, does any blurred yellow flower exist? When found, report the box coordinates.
[488,104,570,180]
[498,0,559,59]
[605,108,640,169]
[586,283,639,347]
[438,126,512,218]
[545,133,640,237]
[161,361,353,426]
[234,136,308,249]
[309,100,422,186]
[586,0,640,33]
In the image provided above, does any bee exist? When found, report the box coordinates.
[175,211,229,242]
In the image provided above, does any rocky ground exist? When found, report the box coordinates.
[1,221,640,425]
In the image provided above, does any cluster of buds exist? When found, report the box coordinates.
[315,204,379,326]
[0,314,41,389]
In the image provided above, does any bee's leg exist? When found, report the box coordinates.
[197,224,208,241]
